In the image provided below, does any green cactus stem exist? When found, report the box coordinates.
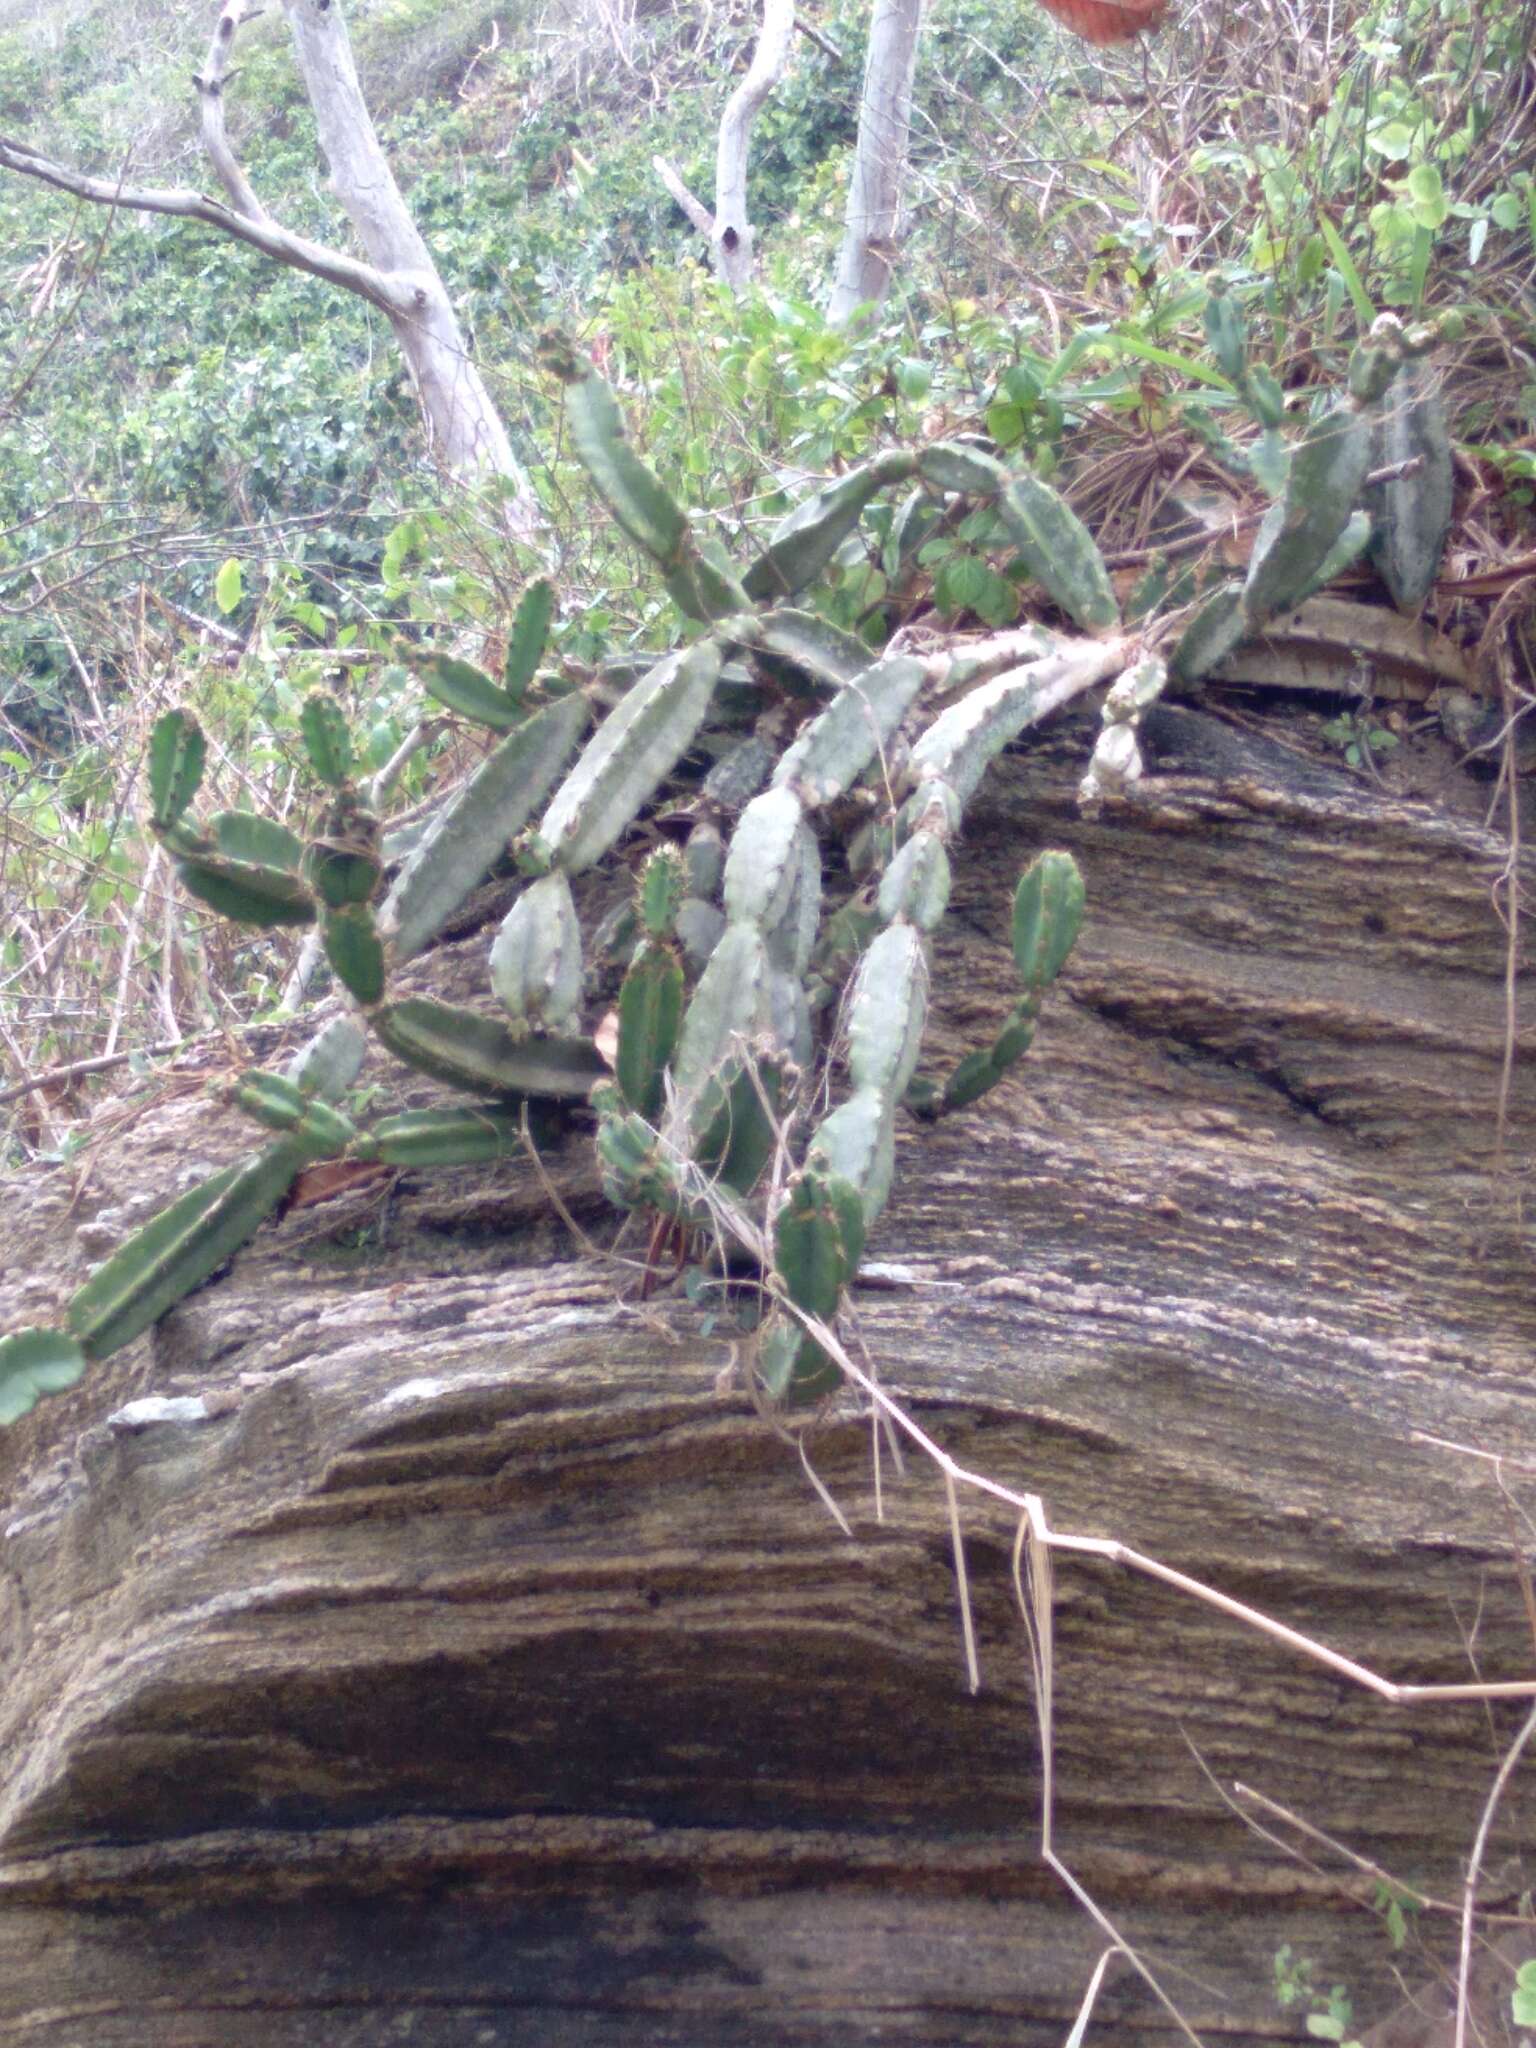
[907,851,1084,1120]
[762,1167,867,1406]
[642,844,690,932]
[616,940,686,1120]
[285,1016,367,1101]
[668,924,775,1119]
[907,638,1129,805]
[689,1049,784,1194]
[916,440,1010,497]
[1243,403,1372,624]
[845,924,928,1101]
[208,810,305,873]
[175,854,317,928]
[489,871,584,1037]
[233,1070,356,1153]
[323,903,388,1006]
[877,830,951,933]
[1012,850,1086,989]
[805,1087,895,1224]
[664,539,753,625]
[1368,361,1453,614]
[742,451,919,602]
[772,654,928,806]
[539,639,723,877]
[416,650,527,731]
[304,792,384,911]
[382,693,587,963]
[1169,582,1247,685]
[745,608,876,689]
[995,473,1120,634]
[358,1105,524,1167]
[148,708,207,829]
[722,787,811,932]
[547,341,689,567]
[370,998,606,1099]
[504,578,556,699]
[300,692,356,789]
[67,1136,312,1362]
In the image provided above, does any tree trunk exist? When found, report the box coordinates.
[828,0,924,325]
[0,0,536,524]
[1,703,1533,2045]
[279,0,521,486]
[653,0,796,290]
[713,0,796,288]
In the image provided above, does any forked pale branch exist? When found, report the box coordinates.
[0,137,403,313]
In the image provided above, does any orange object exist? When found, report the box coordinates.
[1037,0,1170,42]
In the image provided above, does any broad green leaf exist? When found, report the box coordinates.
[214,557,244,615]
[1367,121,1414,160]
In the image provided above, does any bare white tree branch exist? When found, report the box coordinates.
[828,0,925,325]
[0,134,400,310]
[713,0,795,288]
[652,153,716,241]
[195,0,270,223]
[0,0,539,529]
[653,0,796,291]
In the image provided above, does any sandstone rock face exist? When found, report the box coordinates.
[2,710,1533,2046]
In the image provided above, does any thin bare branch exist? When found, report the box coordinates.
[1455,1702,1536,2048]
[652,153,716,240]
[0,135,402,313]
[195,1,271,223]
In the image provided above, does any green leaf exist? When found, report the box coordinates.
[937,553,987,612]
[1367,121,1414,160]
[0,1328,89,1427]
[1404,163,1448,230]
[1490,191,1523,232]
[1315,215,1376,332]
[894,358,931,401]
[986,400,1027,449]
[1296,234,1327,287]
[1108,330,1230,388]
[214,557,244,615]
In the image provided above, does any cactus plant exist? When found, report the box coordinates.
[2,306,1432,1420]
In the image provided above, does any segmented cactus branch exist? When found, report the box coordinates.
[1,303,1449,1422]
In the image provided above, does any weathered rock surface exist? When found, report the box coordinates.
[2,706,1534,2045]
